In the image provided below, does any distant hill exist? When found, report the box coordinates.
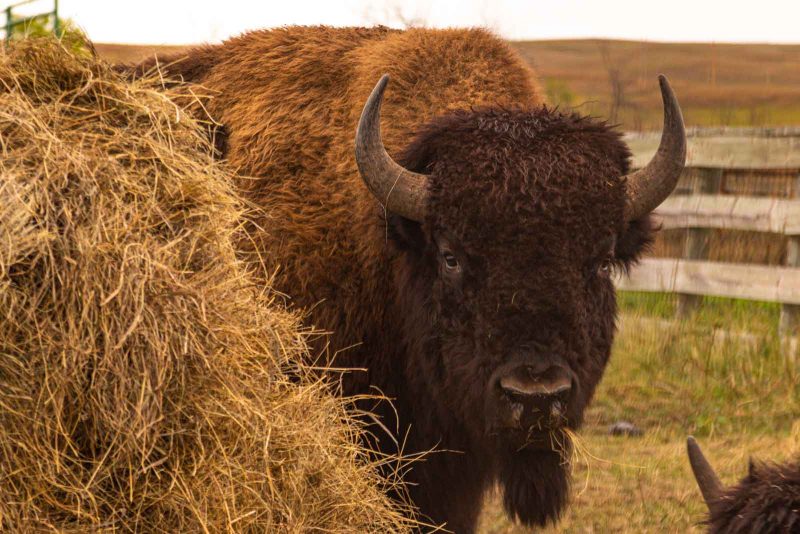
[94,43,189,65]
[513,39,800,130]
[96,39,800,131]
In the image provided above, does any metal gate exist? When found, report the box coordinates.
[3,0,60,42]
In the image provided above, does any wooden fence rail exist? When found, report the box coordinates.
[615,127,800,352]
[617,258,800,305]
[625,128,800,169]
[655,194,800,235]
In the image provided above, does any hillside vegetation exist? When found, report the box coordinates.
[513,39,800,130]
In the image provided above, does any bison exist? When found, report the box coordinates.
[134,27,686,532]
[688,437,800,533]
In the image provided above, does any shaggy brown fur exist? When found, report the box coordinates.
[707,459,800,533]
[133,26,655,533]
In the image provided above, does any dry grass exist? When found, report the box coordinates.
[480,429,799,533]
[0,38,415,532]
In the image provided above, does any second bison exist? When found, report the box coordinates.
[137,27,686,532]
[688,437,800,533]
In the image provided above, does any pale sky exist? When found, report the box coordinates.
[7,0,800,45]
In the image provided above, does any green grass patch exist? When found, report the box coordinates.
[619,291,780,331]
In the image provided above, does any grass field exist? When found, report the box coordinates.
[479,293,800,533]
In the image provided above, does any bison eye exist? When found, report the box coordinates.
[597,258,614,277]
[442,251,459,271]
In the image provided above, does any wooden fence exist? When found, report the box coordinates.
[616,127,800,344]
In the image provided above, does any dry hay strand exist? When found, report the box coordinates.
[0,38,415,532]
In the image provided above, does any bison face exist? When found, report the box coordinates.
[394,106,644,450]
[355,75,684,526]
[386,108,660,525]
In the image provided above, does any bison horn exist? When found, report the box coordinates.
[687,436,724,510]
[355,75,429,222]
[623,75,687,222]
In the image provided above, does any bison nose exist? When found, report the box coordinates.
[499,366,572,398]
[495,364,572,430]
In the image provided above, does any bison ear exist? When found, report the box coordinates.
[386,212,427,252]
[614,214,656,271]
[747,458,757,478]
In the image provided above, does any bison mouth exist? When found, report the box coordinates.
[498,426,573,454]
[485,363,576,454]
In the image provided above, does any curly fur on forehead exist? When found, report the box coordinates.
[400,107,632,241]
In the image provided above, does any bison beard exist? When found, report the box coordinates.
[500,449,570,527]
[127,26,683,533]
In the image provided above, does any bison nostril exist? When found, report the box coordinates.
[549,400,567,425]
[510,402,524,426]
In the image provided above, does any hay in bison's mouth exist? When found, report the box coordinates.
[500,427,572,453]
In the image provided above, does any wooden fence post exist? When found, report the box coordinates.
[779,171,800,360]
[676,168,723,318]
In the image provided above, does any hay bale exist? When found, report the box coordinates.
[0,38,414,532]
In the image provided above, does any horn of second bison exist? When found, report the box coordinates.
[354,74,429,222]
[687,436,724,510]
[623,75,687,222]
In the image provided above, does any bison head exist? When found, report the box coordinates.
[355,75,685,526]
